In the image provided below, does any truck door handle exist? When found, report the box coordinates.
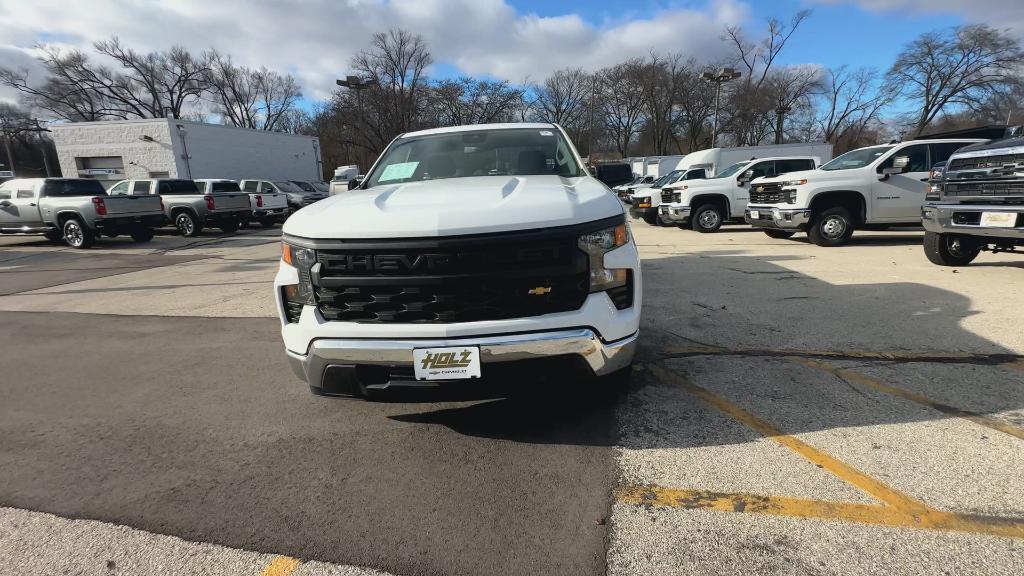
[29,203,37,207]
[919,177,929,182]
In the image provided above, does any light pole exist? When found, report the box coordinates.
[336,75,378,170]
[701,68,741,148]
[774,104,792,145]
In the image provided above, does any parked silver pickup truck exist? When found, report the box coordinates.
[0,178,164,248]
[108,178,251,237]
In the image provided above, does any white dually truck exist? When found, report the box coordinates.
[631,142,833,226]
[744,138,984,245]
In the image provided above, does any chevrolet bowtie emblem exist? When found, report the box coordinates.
[528,287,552,295]
[755,186,764,192]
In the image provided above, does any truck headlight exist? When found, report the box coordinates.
[578,224,629,293]
[925,183,942,201]
[281,242,317,305]
[780,179,808,186]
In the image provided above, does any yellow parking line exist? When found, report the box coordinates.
[647,364,928,514]
[642,364,1024,538]
[617,485,1024,539]
[260,556,301,576]
[793,358,1024,441]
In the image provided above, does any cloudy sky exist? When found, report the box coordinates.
[0,0,1019,106]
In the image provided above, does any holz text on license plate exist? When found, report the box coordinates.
[980,212,1017,228]
[413,346,481,380]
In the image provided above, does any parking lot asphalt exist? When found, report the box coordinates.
[1,222,1023,575]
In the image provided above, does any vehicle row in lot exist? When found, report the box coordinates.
[0,176,329,247]
[629,133,1023,265]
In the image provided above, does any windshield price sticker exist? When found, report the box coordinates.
[413,346,481,380]
[379,161,419,182]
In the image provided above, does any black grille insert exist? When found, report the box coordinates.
[945,181,1024,197]
[948,154,1024,171]
[749,183,786,204]
[307,222,611,323]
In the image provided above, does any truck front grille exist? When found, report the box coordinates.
[308,222,603,323]
[948,154,1024,171]
[749,183,785,204]
[661,189,678,204]
[944,181,1024,197]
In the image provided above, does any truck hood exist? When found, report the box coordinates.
[282,175,623,239]
[663,178,734,194]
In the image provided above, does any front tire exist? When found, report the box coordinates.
[175,212,202,237]
[923,231,980,266]
[691,203,724,233]
[763,229,796,239]
[130,228,155,243]
[62,218,95,249]
[807,206,855,246]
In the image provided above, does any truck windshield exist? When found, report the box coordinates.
[275,181,304,193]
[365,127,584,188]
[211,182,241,193]
[158,180,200,194]
[820,146,894,171]
[714,162,749,179]
[42,179,107,197]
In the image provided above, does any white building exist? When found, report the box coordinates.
[51,118,323,187]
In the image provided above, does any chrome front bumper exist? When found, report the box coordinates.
[287,328,639,389]
[922,204,1024,240]
[745,207,811,230]
[659,204,690,223]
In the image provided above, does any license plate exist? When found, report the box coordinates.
[413,346,481,380]
[980,212,1017,228]
[749,210,760,219]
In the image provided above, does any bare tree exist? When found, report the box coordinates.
[531,68,593,140]
[674,62,718,151]
[723,10,811,144]
[597,60,647,156]
[349,29,433,152]
[886,24,1024,135]
[817,66,893,149]
[638,54,689,155]
[1,47,130,121]
[93,37,209,119]
[428,77,523,126]
[765,64,823,144]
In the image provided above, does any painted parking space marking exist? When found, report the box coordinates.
[659,345,1024,366]
[622,363,1024,540]
[791,357,1024,441]
[261,555,302,576]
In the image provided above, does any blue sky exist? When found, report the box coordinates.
[0,0,1018,106]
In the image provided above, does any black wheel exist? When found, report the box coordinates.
[642,211,658,225]
[690,203,724,233]
[44,229,63,242]
[923,231,980,266]
[763,229,796,239]
[175,212,202,237]
[62,218,95,249]
[807,206,855,246]
[130,228,155,243]
[258,217,277,228]
[219,219,240,233]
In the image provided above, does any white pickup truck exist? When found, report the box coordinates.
[626,169,704,224]
[743,138,985,245]
[204,179,287,227]
[275,122,640,398]
[659,157,819,232]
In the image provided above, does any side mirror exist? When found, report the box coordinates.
[738,170,753,186]
[347,176,363,190]
[880,155,909,179]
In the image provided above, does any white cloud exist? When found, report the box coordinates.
[813,0,1024,34]
[0,0,750,105]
